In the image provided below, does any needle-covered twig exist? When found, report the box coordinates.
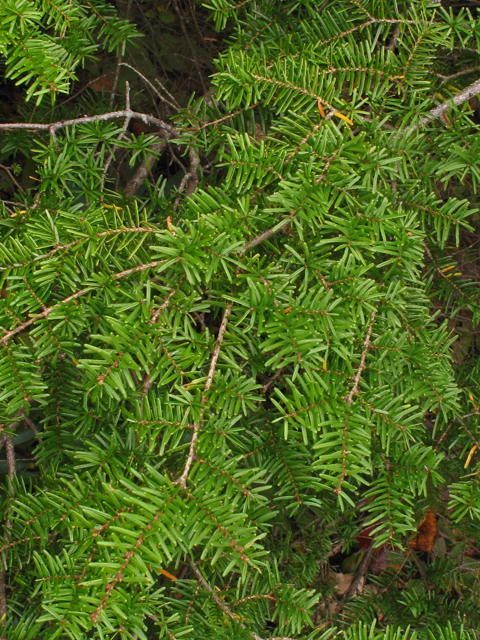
[176,301,233,488]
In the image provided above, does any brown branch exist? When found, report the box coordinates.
[186,146,200,197]
[149,281,183,325]
[124,139,167,198]
[172,147,199,210]
[172,0,207,94]
[102,81,132,192]
[239,219,291,257]
[0,164,26,196]
[408,548,429,591]
[0,568,5,628]
[173,172,192,212]
[156,79,181,110]
[406,76,480,133]
[262,367,285,393]
[5,437,15,483]
[0,109,175,136]
[109,0,133,106]
[176,302,233,489]
[23,416,42,442]
[386,22,400,52]
[1,226,158,271]
[59,73,112,108]
[342,541,374,600]
[0,260,166,346]
[426,76,480,122]
[0,409,20,624]
[437,67,480,85]
[190,562,264,640]
[344,311,376,406]
[120,63,179,112]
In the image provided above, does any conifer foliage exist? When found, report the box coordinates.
[0,0,480,638]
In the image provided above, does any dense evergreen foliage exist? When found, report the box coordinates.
[0,0,480,638]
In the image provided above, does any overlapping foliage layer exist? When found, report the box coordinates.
[0,0,480,638]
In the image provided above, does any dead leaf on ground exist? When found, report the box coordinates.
[409,508,438,552]
[331,571,365,596]
[89,75,114,92]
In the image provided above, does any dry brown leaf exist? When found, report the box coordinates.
[409,508,438,552]
[332,571,352,595]
[331,571,366,596]
[90,75,114,92]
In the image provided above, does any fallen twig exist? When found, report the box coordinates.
[342,541,375,599]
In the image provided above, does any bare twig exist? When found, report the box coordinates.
[124,139,167,198]
[0,164,25,196]
[408,548,429,591]
[59,73,112,107]
[0,110,175,136]
[190,562,240,624]
[148,281,183,325]
[386,23,400,52]
[172,0,207,94]
[425,76,480,122]
[102,82,132,192]
[172,146,200,210]
[1,200,24,207]
[155,79,181,110]
[186,146,200,197]
[110,0,133,106]
[239,219,291,257]
[120,63,179,112]
[0,409,20,623]
[176,302,233,488]
[173,172,192,212]
[407,76,480,133]
[22,416,41,440]
[5,437,15,484]
[342,541,375,599]
[262,367,285,393]
[0,569,6,628]
[344,311,376,406]
[437,67,480,85]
